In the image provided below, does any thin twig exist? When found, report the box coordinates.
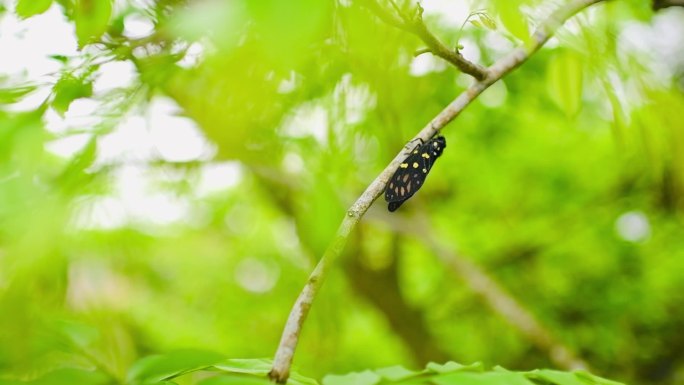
[364,0,490,81]
[387,0,407,22]
[409,9,490,80]
[268,0,606,382]
[413,47,432,57]
[362,0,411,31]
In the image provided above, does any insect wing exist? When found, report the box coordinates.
[384,151,428,206]
[384,136,446,212]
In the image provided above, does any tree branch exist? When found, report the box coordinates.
[363,0,490,81]
[373,212,589,370]
[268,0,605,382]
[427,235,589,370]
[414,47,433,57]
[251,166,449,366]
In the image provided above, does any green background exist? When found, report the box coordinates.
[1,0,683,384]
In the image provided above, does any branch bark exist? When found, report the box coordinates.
[250,168,448,366]
[268,0,605,382]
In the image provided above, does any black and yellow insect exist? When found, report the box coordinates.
[385,136,446,212]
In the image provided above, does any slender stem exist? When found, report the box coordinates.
[268,0,606,382]
[409,14,490,80]
[457,10,488,43]
[387,0,406,22]
[364,0,490,80]
[413,47,432,57]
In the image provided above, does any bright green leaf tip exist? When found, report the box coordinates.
[15,0,53,18]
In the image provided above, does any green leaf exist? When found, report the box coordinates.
[426,361,484,374]
[199,375,272,385]
[109,13,126,36]
[57,319,100,348]
[547,50,584,117]
[23,368,109,385]
[126,349,225,384]
[128,357,318,385]
[68,136,97,171]
[525,370,626,385]
[214,358,274,375]
[496,1,529,42]
[52,74,93,115]
[433,371,533,385]
[478,14,497,30]
[15,0,53,18]
[0,85,36,104]
[526,370,586,385]
[287,372,320,385]
[54,136,98,192]
[469,19,483,28]
[214,359,318,385]
[322,370,380,385]
[48,54,69,63]
[574,371,625,385]
[74,0,112,47]
[374,365,417,381]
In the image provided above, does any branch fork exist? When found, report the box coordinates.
[366,0,490,81]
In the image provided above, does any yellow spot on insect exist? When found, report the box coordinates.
[422,153,430,159]
[413,150,418,154]
[400,163,408,169]
[422,168,427,173]
[406,181,412,192]
[402,174,409,182]
[433,142,438,147]
[400,187,405,195]
[412,162,419,168]
[394,187,399,195]
[389,182,394,188]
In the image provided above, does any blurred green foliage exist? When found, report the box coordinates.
[1,0,683,384]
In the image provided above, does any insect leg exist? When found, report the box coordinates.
[403,137,424,155]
